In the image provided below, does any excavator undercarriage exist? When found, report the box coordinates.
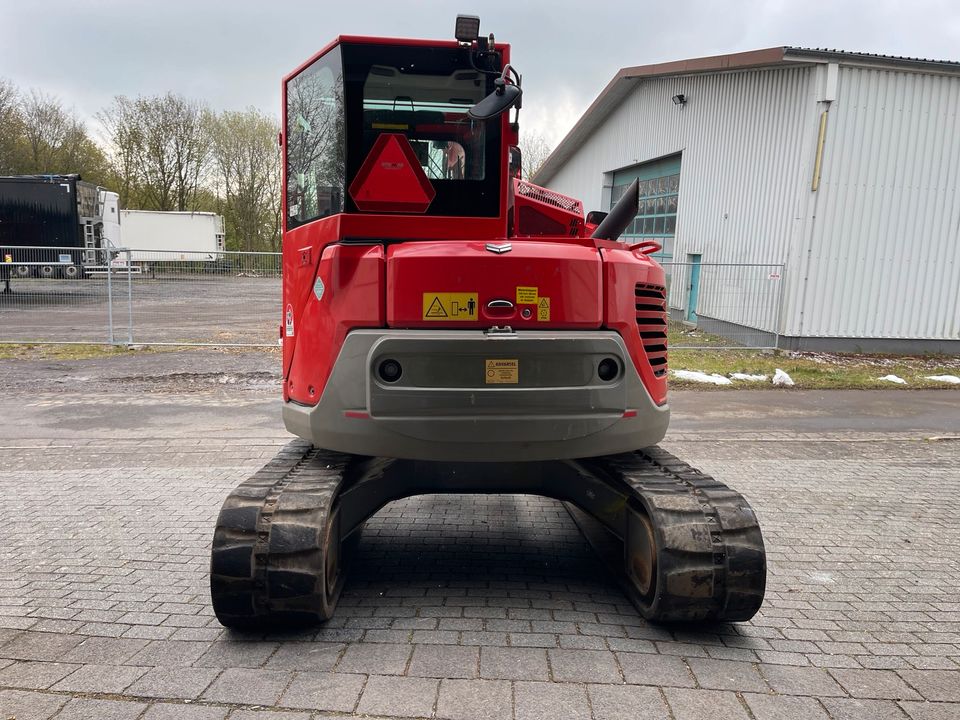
[211,440,765,628]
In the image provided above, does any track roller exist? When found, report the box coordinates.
[210,440,351,630]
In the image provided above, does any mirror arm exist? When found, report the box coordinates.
[467,46,503,77]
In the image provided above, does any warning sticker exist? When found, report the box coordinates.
[284,304,295,337]
[516,286,538,304]
[485,359,519,384]
[537,297,551,322]
[422,292,478,321]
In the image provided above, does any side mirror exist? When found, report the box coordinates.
[468,81,522,120]
[586,210,608,225]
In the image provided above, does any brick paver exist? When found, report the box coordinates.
[357,675,439,717]
[436,678,512,720]
[0,391,958,718]
[278,671,366,712]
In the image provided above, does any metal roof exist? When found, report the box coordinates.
[785,46,960,68]
[533,46,960,185]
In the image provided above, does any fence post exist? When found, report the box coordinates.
[126,249,134,344]
[106,248,115,344]
[774,263,786,351]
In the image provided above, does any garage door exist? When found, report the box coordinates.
[610,153,681,263]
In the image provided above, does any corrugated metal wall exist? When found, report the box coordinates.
[795,66,960,339]
[547,62,960,341]
[547,66,818,334]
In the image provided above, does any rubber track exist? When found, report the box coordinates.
[583,446,766,623]
[210,439,349,629]
[210,441,764,627]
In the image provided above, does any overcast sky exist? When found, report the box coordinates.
[2,0,959,148]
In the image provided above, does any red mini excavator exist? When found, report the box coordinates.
[210,16,766,628]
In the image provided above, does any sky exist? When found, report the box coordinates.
[2,0,959,149]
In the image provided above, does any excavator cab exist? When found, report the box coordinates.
[210,17,766,631]
[285,38,506,228]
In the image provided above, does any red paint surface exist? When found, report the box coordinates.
[387,241,602,329]
[284,243,384,404]
[601,246,668,406]
[281,35,668,411]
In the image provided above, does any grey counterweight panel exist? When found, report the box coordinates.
[283,329,669,461]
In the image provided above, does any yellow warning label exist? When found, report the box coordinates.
[422,292,478,320]
[485,359,519,384]
[516,286,538,304]
[537,297,551,322]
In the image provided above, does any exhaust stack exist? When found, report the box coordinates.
[591,179,639,241]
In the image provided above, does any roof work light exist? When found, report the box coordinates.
[455,15,481,43]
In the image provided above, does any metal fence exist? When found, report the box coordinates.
[661,262,785,349]
[1,246,281,346]
[1,247,785,350]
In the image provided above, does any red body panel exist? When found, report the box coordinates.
[601,247,668,406]
[281,34,668,416]
[513,180,585,238]
[284,243,384,404]
[386,241,602,329]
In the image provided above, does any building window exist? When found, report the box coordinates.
[610,154,681,263]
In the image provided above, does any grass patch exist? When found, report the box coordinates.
[0,342,278,361]
[0,343,168,361]
[670,348,960,390]
[668,323,733,348]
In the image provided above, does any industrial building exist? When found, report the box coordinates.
[535,47,960,353]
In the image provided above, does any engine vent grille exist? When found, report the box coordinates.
[635,283,668,378]
[516,180,584,213]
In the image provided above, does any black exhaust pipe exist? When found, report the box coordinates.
[591,179,639,241]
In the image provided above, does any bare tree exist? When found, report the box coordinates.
[19,90,71,172]
[98,96,144,206]
[211,108,281,251]
[99,92,211,211]
[11,88,108,180]
[519,129,553,181]
[0,79,22,173]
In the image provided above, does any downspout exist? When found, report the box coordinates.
[811,110,829,191]
[796,62,838,339]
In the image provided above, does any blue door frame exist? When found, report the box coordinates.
[686,254,701,323]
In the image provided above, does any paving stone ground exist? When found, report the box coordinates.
[0,383,958,719]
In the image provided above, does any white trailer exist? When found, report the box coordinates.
[99,190,121,249]
[117,210,225,262]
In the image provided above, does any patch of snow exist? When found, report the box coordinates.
[730,373,768,382]
[772,368,795,386]
[672,370,733,385]
[925,374,960,384]
[878,374,907,384]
